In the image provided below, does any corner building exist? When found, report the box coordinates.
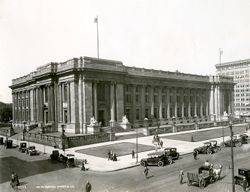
[10,57,234,134]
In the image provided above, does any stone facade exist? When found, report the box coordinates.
[10,56,234,134]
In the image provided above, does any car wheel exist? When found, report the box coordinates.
[140,161,146,167]
[158,161,164,167]
[176,153,180,160]
[207,149,212,154]
[168,157,173,164]
[221,143,225,148]
[236,142,242,147]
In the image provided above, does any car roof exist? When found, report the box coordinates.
[209,140,217,142]
[204,142,211,144]
[147,151,165,156]
[164,147,176,150]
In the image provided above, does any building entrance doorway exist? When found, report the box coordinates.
[98,110,105,126]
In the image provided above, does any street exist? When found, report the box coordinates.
[1,143,250,192]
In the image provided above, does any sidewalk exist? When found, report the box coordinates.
[1,124,249,172]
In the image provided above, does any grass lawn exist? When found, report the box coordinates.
[75,142,154,158]
[163,124,247,142]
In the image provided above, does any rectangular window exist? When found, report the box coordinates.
[154,95,158,103]
[64,110,68,123]
[145,95,149,103]
[125,109,130,121]
[44,87,48,103]
[136,109,140,120]
[162,95,165,103]
[154,108,158,118]
[136,95,139,103]
[162,108,165,118]
[63,84,68,102]
[145,108,149,118]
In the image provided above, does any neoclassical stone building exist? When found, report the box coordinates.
[10,57,234,134]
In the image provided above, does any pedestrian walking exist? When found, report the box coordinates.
[85,181,92,192]
[193,150,197,160]
[160,140,163,148]
[132,150,135,159]
[107,150,111,160]
[81,161,86,171]
[179,170,184,184]
[242,177,247,192]
[113,153,117,161]
[144,166,149,179]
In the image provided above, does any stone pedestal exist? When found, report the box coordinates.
[119,122,131,131]
[87,125,100,134]
[194,123,199,130]
[172,124,177,133]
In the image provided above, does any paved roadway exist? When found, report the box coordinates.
[1,144,250,192]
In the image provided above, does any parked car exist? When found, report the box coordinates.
[140,151,173,167]
[59,154,75,168]
[234,168,250,187]
[194,142,213,154]
[26,146,38,156]
[5,139,13,149]
[18,142,27,153]
[208,140,221,153]
[50,150,60,160]
[221,134,248,147]
[164,147,180,160]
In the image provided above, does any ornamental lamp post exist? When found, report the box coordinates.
[109,120,114,142]
[61,124,66,155]
[22,121,26,141]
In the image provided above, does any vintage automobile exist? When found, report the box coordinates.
[50,150,60,160]
[18,142,27,153]
[234,168,250,187]
[208,140,221,153]
[140,151,173,167]
[221,134,248,147]
[5,139,13,149]
[59,154,76,168]
[164,147,180,160]
[194,142,213,154]
[26,146,38,156]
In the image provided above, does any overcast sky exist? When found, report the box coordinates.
[1,0,250,103]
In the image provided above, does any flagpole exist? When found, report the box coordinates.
[95,16,100,59]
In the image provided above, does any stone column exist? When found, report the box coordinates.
[200,90,203,117]
[214,85,219,121]
[188,89,191,117]
[93,82,98,120]
[58,83,62,122]
[194,89,197,117]
[83,80,93,133]
[70,80,80,133]
[140,85,145,119]
[174,88,177,117]
[116,83,124,122]
[150,86,154,118]
[166,87,170,118]
[209,85,215,119]
[30,89,34,122]
[159,87,162,119]
[67,83,71,123]
[78,75,84,133]
[181,89,184,117]
[110,83,115,122]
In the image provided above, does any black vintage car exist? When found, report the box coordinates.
[50,150,60,160]
[194,142,213,154]
[221,134,248,147]
[208,140,221,153]
[234,168,250,187]
[59,154,75,168]
[164,147,180,160]
[5,139,13,149]
[140,151,173,167]
[26,146,38,156]
[18,142,27,153]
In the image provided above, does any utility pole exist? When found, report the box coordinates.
[94,16,100,58]
[136,127,138,163]
[229,121,235,192]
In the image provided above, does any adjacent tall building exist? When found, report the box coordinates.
[10,56,234,134]
[216,59,250,115]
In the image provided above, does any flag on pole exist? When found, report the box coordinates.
[94,17,98,23]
